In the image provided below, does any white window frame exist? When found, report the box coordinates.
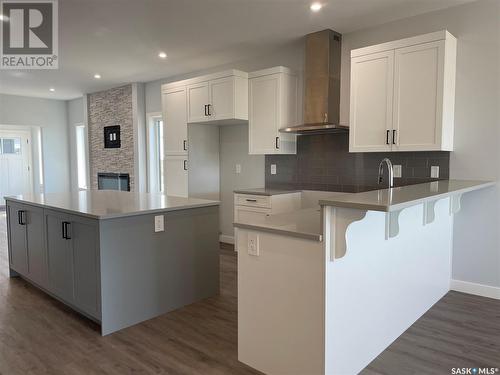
[146,112,164,193]
[75,123,89,190]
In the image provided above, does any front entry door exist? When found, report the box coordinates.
[0,130,33,205]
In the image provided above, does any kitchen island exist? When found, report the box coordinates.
[235,180,494,375]
[5,190,220,335]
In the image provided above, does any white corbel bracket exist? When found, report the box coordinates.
[385,209,402,239]
[449,193,463,215]
[323,206,367,261]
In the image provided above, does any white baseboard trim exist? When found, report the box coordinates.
[451,279,500,300]
[219,235,235,245]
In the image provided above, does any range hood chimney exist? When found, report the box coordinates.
[281,29,348,134]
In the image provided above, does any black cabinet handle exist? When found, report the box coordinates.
[183,160,188,171]
[204,105,208,116]
[245,199,258,202]
[183,140,187,151]
[392,130,397,145]
[18,210,26,225]
[275,137,280,150]
[207,104,212,116]
[386,130,390,145]
[18,211,23,225]
[62,221,71,240]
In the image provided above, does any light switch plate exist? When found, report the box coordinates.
[393,165,402,178]
[235,164,242,174]
[430,166,440,178]
[248,232,260,256]
[154,215,164,232]
[270,164,277,175]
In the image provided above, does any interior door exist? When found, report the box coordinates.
[249,74,280,154]
[209,77,234,121]
[0,131,32,205]
[349,50,394,152]
[164,156,188,198]
[162,87,187,155]
[393,40,444,151]
[46,210,74,302]
[187,82,210,123]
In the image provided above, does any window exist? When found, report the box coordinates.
[157,118,165,192]
[76,125,88,190]
[147,114,164,193]
[0,137,21,154]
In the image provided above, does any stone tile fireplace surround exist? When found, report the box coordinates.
[87,84,145,192]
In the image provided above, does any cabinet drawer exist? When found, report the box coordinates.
[235,194,271,209]
[234,206,271,225]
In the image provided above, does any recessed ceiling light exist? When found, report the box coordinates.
[94,74,101,79]
[310,2,322,12]
[49,88,55,92]
[158,52,167,59]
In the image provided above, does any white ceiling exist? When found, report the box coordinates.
[0,0,472,100]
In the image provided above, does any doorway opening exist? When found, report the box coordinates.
[0,128,34,206]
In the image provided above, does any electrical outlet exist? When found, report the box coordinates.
[270,164,277,175]
[393,165,402,178]
[235,164,242,174]
[430,166,440,178]
[248,232,260,256]
[154,215,164,232]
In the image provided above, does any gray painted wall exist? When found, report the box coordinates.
[0,93,70,193]
[219,125,264,239]
[338,0,500,289]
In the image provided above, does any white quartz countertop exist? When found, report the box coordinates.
[5,190,220,220]
[319,180,495,212]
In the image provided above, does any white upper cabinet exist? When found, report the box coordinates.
[350,51,394,152]
[182,70,248,124]
[248,67,298,155]
[187,82,210,123]
[162,86,188,155]
[349,31,457,152]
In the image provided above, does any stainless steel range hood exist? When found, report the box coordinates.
[281,29,348,134]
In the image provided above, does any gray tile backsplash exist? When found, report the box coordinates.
[265,133,450,193]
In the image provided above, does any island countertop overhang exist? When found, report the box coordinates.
[4,190,220,220]
[318,180,495,212]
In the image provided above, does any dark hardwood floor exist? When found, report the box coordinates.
[0,211,498,374]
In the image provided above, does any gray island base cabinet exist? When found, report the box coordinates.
[6,195,219,336]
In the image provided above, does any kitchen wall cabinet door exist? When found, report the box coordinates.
[349,51,394,152]
[165,156,188,198]
[349,31,456,153]
[248,67,298,155]
[7,202,28,275]
[163,87,188,155]
[209,77,235,121]
[187,82,210,123]
[393,40,445,151]
[46,211,74,302]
